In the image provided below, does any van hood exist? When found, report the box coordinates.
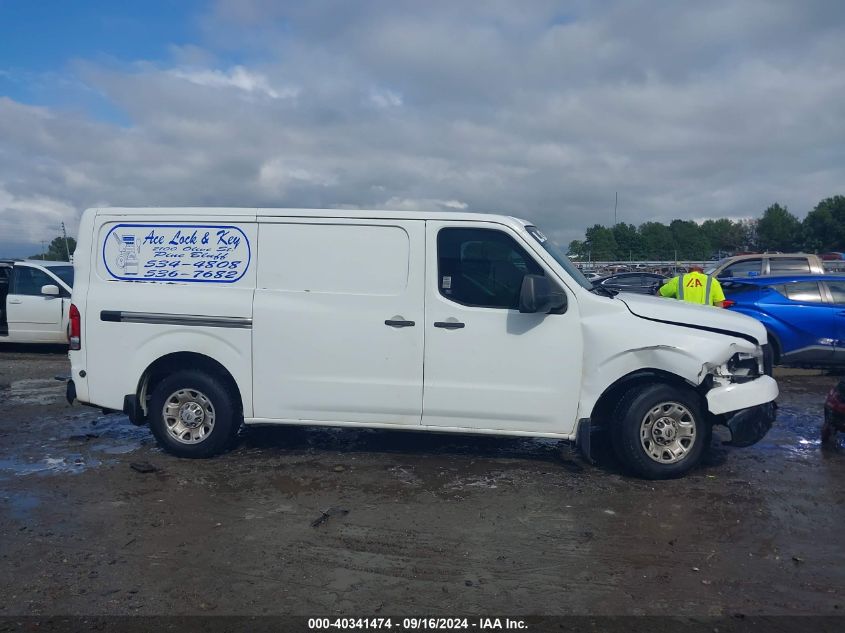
[617,293,767,345]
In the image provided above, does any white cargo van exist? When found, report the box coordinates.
[67,208,778,478]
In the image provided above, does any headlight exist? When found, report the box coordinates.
[725,352,761,382]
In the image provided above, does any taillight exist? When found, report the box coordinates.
[69,303,81,350]
[722,299,736,308]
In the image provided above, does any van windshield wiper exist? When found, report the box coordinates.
[590,285,617,298]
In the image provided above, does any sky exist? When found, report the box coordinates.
[1,0,844,257]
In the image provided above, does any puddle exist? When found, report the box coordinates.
[0,378,65,405]
[0,412,150,480]
[63,414,151,454]
[1,491,41,521]
[1,491,42,521]
[0,453,103,478]
[89,443,140,455]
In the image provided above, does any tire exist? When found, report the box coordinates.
[611,382,707,479]
[821,418,836,446]
[766,331,781,368]
[148,369,240,458]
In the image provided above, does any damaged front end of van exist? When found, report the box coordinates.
[577,291,779,469]
[700,347,777,447]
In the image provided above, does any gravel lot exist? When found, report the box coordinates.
[0,346,843,616]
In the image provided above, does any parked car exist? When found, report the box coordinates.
[0,260,74,344]
[593,272,668,295]
[706,253,826,279]
[722,275,845,366]
[822,379,845,445]
[67,207,778,479]
[0,260,12,295]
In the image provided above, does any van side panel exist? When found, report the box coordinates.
[78,214,256,414]
[251,219,425,425]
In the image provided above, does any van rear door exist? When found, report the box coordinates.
[252,219,425,425]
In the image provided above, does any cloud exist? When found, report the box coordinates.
[1,0,844,256]
[377,197,468,212]
[368,87,403,109]
[258,158,337,194]
[0,183,76,244]
[168,65,298,100]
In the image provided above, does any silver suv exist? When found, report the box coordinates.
[705,253,825,278]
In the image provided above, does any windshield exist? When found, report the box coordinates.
[704,258,730,276]
[50,266,74,288]
[525,226,593,290]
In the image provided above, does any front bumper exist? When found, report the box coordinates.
[723,402,777,447]
[705,375,778,416]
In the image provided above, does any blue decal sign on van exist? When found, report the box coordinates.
[103,224,251,283]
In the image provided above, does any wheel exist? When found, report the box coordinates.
[821,418,836,446]
[765,331,781,368]
[148,369,240,458]
[611,383,707,479]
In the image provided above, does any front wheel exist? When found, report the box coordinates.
[611,383,707,479]
[148,369,241,458]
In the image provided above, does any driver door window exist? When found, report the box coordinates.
[11,267,54,296]
[437,228,543,309]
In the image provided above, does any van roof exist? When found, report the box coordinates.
[88,207,534,227]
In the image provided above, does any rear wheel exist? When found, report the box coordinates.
[149,369,240,458]
[611,383,707,479]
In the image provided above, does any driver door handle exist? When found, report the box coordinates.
[384,319,415,328]
[8,298,22,304]
[434,321,465,329]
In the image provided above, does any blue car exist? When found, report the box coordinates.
[722,275,845,366]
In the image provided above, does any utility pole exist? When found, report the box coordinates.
[41,240,46,260]
[61,222,71,260]
[614,191,618,226]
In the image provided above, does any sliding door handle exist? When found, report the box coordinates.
[385,319,415,328]
[434,321,465,329]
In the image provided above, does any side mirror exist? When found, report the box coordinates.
[41,284,60,296]
[519,274,567,314]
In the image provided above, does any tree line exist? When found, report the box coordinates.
[567,195,845,261]
[28,236,77,261]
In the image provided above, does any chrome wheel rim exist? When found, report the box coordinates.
[162,389,216,444]
[640,401,696,464]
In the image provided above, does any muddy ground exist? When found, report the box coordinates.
[0,346,843,617]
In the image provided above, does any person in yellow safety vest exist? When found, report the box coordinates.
[658,265,726,307]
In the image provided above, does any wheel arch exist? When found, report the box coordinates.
[764,328,782,365]
[588,368,699,430]
[136,351,244,422]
